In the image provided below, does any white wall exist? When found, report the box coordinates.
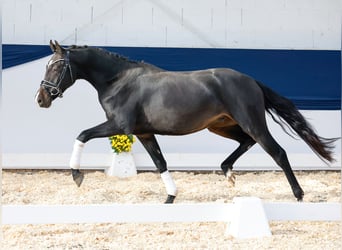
[2,0,341,169]
[3,0,341,49]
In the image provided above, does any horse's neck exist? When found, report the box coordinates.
[75,50,136,91]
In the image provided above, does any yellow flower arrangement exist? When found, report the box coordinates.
[109,134,135,154]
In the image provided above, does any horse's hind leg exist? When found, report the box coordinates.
[209,126,255,185]
[222,138,255,185]
[137,134,177,204]
[238,109,304,200]
[253,131,304,201]
[236,117,304,200]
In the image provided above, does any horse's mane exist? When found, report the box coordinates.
[68,45,139,65]
[66,45,163,72]
[68,45,89,50]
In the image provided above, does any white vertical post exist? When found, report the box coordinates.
[105,152,137,178]
[226,197,271,239]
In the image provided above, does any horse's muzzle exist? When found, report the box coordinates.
[35,87,52,108]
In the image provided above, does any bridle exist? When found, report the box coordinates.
[40,50,74,98]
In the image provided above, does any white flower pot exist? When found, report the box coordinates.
[105,152,137,178]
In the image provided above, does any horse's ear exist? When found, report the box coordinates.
[54,40,65,54]
[50,40,64,54]
[49,40,56,52]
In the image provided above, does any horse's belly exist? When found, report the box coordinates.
[137,110,234,136]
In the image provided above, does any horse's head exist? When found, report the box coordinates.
[35,40,75,108]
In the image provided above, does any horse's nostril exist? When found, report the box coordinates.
[37,99,42,104]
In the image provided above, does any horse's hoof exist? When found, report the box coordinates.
[226,171,236,187]
[294,188,304,202]
[71,169,84,187]
[164,195,176,204]
[296,193,304,202]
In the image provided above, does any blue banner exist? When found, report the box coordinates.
[3,44,340,110]
[3,44,52,69]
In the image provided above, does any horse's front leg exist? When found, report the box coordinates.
[137,134,177,203]
[70,140,85,187]
[70,120,124,187]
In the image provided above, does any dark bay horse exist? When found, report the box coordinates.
[36,40,337,203]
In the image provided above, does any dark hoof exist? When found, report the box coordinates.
[297,198,303,202]
[164,195,176,204]
[71,169,84,187]
[295,189,304,202]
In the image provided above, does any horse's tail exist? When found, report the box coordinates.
[256,81,338,163]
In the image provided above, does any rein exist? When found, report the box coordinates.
[40,50,73,98]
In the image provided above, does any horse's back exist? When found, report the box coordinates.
[132,67,265,135]
[189,68,265,109]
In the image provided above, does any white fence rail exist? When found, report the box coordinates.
[3,198,340,238]
[3,202,340,224]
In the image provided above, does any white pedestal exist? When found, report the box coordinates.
[226,197,272,239]
[105,152,137,178]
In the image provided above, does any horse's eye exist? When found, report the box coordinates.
[50,88,59,96]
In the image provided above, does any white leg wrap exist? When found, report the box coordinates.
[69,140,85,169]
[161,171,177,196]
